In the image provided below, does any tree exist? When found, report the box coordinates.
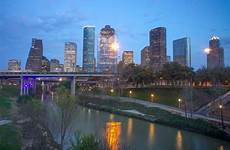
[53,86,78,150]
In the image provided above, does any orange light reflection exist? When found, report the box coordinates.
[106,122,121,150]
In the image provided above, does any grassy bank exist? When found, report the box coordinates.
[0,124,21,150]
[0,96,12,117]
[78,94,230,142]
[0,86,21,149]
[106,87,229,109]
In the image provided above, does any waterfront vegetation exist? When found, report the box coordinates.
[0,86,21,150]
[78,95,230,141]
[106,87,228,109]
[0,124,21,150]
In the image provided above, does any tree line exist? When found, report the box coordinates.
[118,62,230,87]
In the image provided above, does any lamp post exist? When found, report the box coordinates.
[151,93,154,102]
[219,104,225,129]
[178,98,182,108]
[110,88,114,95]
[129,90,132,97]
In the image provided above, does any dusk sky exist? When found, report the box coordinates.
[1,0,230,70]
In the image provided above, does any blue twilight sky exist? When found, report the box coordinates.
[0,0,230,70]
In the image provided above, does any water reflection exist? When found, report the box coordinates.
[176,130,183,150]
[218,145,224,150]
[109,114,114,120]
[148,123,155,145]
[127,118,133,140]
[106,122,121,150]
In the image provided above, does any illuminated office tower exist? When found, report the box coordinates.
[207,36,224,69]
[149,27,167,70]
[122,51,133,65]
[64,42,77,72]
[25,38,43,72]
[173,37,191,67]
[8,59,21,71]
[98,25,118,73]
[83,26,95,72]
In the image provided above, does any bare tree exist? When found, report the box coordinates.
[53,86,78,150]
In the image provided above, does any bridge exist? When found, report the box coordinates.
[0,72,115,96]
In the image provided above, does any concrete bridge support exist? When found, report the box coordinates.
[20,77,23,96]
[71,77,76,96]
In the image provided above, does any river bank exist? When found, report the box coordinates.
[78,94,230,142]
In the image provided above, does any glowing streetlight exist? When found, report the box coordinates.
[150,93,154,102]
[129,90,132,97]
[59,78,63,82]
[110,89,114,93]
[178,98,182,108]
[204,48,211,54]
[219,104,225,129]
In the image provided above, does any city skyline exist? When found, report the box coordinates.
[1,0,230,70]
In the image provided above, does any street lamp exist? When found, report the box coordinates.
[219,104,225,129]
[59,78,63,82]
[110,89,114,93]
[178,98,182,108]
[129,90,132,97]
[151,93,154,102]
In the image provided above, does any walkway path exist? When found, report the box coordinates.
[0,120,12,126]
[196,91,230,115]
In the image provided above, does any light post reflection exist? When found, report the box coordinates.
[106,122,121,150]
[148,123,155,145]
[176,130,183,150]
[127,118,133,140]
[109,114,114,121]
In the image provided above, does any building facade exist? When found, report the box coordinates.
[50,59,62,72]
[41,56,50,72]
[25,38,43,72]
[122,51,133,65]
[98,25,118,73]
[8,59,21,71]
[207,36,224,69]
[83,26,95,72]
[64,42,77,72]
[173,37,191,67]
[141,46,151,67]
[149,27,167,70]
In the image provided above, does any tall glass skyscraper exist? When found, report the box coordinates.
[173,37,191,67]
[83,26,95,72]
[207,36,224,69]
[25,38,43,72]
[98,25,118,73]
[64,42,77,72]
[149,27,167,70]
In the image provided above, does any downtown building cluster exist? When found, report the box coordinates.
[8,26,225,72]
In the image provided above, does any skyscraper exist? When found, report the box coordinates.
[173,37,191,67]
[25,38,43,72]
[64,42,77,72]
[98,25,118,73]
[8,59,21,71]
[83,26,95,72]
[149,27,167,70]
[141,46,151,67]
[122,51,133,65]
[50,59,61,72]
[207,36,224,69]
[41,56,50,72]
